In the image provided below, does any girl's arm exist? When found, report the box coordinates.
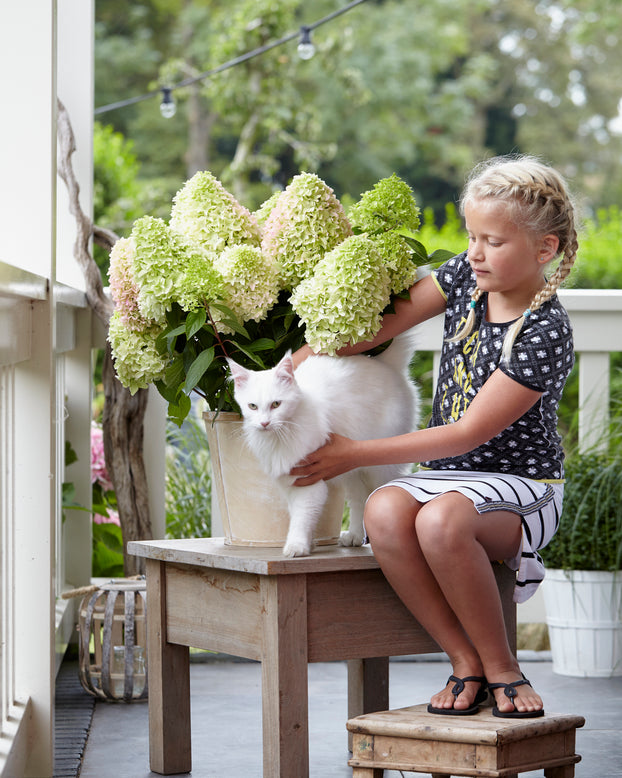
[290,368,542,485]
[292,273,447,367]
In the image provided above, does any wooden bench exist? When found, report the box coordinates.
[347,703,585,778]
[128,538,516,777]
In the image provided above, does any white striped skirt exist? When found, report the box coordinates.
[373,470,563,603]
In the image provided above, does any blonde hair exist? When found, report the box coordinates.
[450,155,578,362]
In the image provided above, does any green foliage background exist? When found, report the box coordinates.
[92,0,622,544]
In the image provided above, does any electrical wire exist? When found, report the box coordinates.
[94,0,370,116]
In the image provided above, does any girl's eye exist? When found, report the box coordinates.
[271,401,281,409]
[248,403,257,410]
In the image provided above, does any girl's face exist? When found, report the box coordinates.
[464,199,557,303]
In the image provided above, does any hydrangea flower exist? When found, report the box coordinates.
[108,237,150,331]
[131,215,224,322]
[371,232,418,295]
[213,245,281,332]
[170,170,261,252]
[91,422,114,492]
[253,190,282,228]
[261,173,352,289]
[290,235,392,355]
[348,173,420,234]
[108,311,168,394]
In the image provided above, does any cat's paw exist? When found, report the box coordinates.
[282,539,312,558]
[339,529,365,547]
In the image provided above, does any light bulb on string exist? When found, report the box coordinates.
[159,87,176,119]
[297,26,315,60]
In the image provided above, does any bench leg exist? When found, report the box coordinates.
[545,767,575,777]
[146,559,192,775]
[347,657,389,752]
[261,575,309,777]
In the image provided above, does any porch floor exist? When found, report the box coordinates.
[61,651,622,778]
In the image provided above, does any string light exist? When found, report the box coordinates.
[159,87,176,119]
[297,26,315,60]
[94,0,370,117]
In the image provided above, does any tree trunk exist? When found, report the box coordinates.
[102,343,152,576]
[57,98,153,576]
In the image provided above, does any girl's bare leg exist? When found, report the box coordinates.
[365,487,543,714]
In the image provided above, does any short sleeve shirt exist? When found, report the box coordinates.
[422,251,575,480]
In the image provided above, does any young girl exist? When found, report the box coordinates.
[291,155,578,718]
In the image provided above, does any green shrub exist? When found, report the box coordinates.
[541,391,622,571]
[572,205,622,290]
[165,413,212,538]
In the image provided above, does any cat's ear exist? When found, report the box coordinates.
[274,351,295,384]
[226,358,249,388]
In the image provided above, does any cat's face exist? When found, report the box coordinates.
[227,354,301,433]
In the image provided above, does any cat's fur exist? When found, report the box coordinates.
[227,333,419,557]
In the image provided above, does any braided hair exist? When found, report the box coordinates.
[450,155,578,363]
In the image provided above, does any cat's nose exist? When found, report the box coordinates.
[260,421,270,428]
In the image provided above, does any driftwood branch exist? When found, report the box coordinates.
[57,98,152,576]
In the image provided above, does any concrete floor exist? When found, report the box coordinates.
[76,652,622,778]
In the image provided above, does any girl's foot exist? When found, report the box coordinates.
[428,672,487,715]
[488,673,544,718]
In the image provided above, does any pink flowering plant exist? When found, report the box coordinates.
[90,422,124,576]
[108,171,451,424]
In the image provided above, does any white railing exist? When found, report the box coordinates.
[0,262,91,777]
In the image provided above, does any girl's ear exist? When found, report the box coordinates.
[226,358,249,388]
[539,234,560,262]
[274,351,295,384]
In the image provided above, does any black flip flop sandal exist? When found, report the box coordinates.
[427,674,488,716]
[488,675,545,718]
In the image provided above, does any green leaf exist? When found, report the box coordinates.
[165,322,188,341]
[186,308,207,338]
[65,440,79,467]
[184,348,215,393]
[428,248,455,264]
[168,393,192,426]
[164,355,186,389]
[233,343,267,368]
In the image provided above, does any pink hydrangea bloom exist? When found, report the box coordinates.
[108,237,150,331]
[91,422,114,492]
[93,510,121,526]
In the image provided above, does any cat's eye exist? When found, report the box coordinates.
[271,401,281,409]
[248,403,258,410]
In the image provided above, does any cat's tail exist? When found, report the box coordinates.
[373,327,418,373]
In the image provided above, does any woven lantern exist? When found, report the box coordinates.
[76,579,148,702]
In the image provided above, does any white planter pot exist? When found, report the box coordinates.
[542,569,622,677]
[203,411,344,547]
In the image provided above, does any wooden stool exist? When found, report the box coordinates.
[347,703,585,778]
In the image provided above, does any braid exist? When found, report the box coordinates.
[447,286,484,342]
[453,155,578,363]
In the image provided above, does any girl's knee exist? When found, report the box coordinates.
[364,487,418,543]
[416,494,475,550]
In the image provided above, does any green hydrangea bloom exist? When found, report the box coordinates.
[213,245,281,332]
[371,232,418,295]
[253,191,282,228]
[170,171,261,252]
[131,216,224,322]
[290,235,391,355]
[348,174,420,234]
[108,311,167,394]
[261,173,352,289]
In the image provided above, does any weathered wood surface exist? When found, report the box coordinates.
[348,703,585,778]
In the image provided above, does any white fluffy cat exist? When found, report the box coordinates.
[227,333,419,557]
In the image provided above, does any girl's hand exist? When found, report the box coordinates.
[290,434,358,486]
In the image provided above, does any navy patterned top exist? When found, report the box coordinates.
[422,252,575,480]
